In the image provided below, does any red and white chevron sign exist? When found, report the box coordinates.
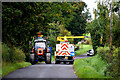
[60,43,69,51]
[56,51,70,56]
[55,42,70,56]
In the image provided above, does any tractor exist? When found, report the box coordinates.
[30,32,51,64]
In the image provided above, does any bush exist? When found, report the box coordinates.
[97,47,109,62]
[87,38,92,45]
[2,43,25,63]
[97,46,120,78]
[2,43,11,62]
[14,47,25,62]
[25,53,30,62]
[105,47,120,77]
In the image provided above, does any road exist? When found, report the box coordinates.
[75,53,91,59]
[2,53,90,79]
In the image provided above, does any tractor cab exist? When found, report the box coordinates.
[34,39,46,50]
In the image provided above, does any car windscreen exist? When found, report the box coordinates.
[35,42,46,49]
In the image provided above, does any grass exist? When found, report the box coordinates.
[52,55,55,62]
[1,43,31,77]
[2,61,31,77]
[1,55,55,77]
[75,44,93,56]
[73,54,109,78]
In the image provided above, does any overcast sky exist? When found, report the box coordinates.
[82,0,98,20]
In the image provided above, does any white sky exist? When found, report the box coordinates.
[82,0,98,20]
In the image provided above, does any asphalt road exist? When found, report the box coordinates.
[75,53,91,59]
[3,62,77,78]
[2,53,90,79]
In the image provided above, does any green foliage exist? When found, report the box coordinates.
[86,19,105,54]
[86,0,120,78]
[75,44,93,56]
[97,47,110,62]
[66,2,90,43]
[86,38,92,45]
[47,22,60,54]
[73,54,108,78]
[2,2,43,53]
[97,47,120,77]
[51,55,55,62]
[2,43,25,63]
[2,2,90,65]
[2,62,31,77]
[2,2,89,53]
[47,21,74,54]
[107,47,120,77]
[86,0,120,54]
[112,14,120,47]
[25,53,30,62]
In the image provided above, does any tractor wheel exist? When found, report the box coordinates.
[30,54,37,65]
[45,53,51,64]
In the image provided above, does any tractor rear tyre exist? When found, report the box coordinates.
[45,53,51,64]
[30,54,37,65]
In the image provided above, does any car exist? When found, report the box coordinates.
[87,49,94,56]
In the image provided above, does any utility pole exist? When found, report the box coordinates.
[118,3,120,74]
[110,2,112,49]
[109,1,113,63]
[94,9,96,20]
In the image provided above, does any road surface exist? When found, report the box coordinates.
[3,62,77,78]
[75,53,91,59]
[2,53,90,79]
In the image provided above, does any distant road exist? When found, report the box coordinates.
[75,53,91,59]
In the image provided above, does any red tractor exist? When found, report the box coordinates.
[30,33,52,64]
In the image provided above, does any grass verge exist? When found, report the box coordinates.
[73,54,109,78]
[2,62,31,77]
[75,44,93,56]
[52,55,55,62]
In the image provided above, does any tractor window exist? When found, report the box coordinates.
[35,42,46,49]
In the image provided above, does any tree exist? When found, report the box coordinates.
[2,2,75,52]
[86,0,120,77]
[2,2,89,54]
[47,22,60,54]
[66,2,91,43]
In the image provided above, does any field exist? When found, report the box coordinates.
[75,44,93,56]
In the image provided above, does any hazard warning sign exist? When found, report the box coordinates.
[60,43,69,51]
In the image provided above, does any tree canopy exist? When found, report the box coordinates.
[2,2,89,53]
